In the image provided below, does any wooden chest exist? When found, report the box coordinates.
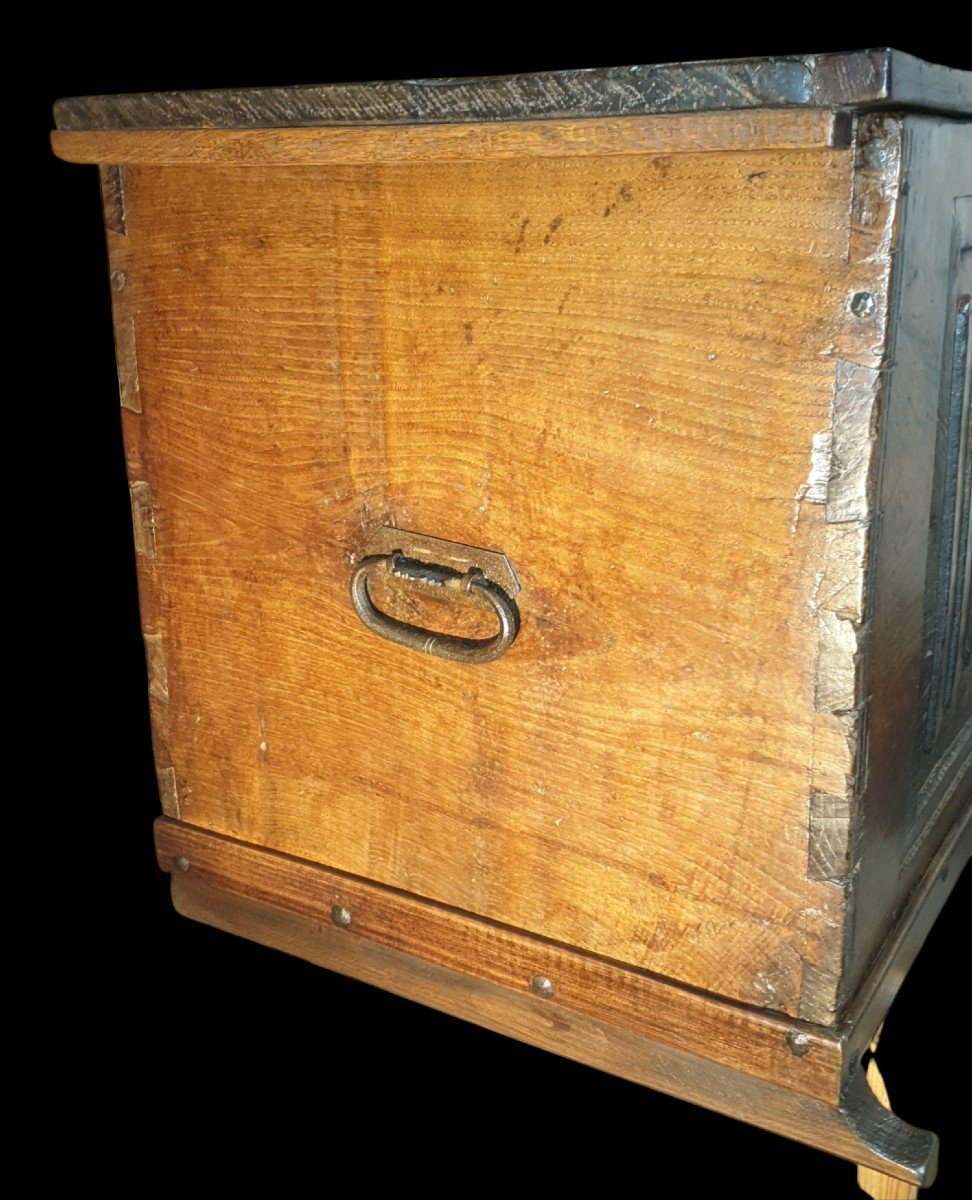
[53,49,970,1193]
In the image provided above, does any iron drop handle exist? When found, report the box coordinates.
[350,550,519,664]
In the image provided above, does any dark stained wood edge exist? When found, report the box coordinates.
[153,817,842,1103]
[841,114,972,1010]
[839,803,971,1063]
[52,50,971,132]
[170,875,938,1186]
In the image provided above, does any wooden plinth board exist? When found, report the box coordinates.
[159,808,969,1187]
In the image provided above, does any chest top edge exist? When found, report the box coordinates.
[53,49,972,133]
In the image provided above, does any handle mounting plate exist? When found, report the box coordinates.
[358,525,520,597]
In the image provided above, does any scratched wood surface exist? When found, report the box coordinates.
[106,136,862,1015]
[48,50,972,133]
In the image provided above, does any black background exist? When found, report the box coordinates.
[39,25,968,1197]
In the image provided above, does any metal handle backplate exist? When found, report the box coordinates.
[350,550,520,665]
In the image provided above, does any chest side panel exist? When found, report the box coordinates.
[120,145,855,1012]
[845,117,972,1003]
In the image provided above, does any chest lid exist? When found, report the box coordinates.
[53,48,972,131]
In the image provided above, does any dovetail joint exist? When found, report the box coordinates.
[129,481,157,559]
[144,632,169,702]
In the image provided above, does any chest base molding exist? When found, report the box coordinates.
[156,806,969,1187]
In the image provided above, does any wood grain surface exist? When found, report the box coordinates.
[111,139,866,1014]
[155,816,842,1102]
[51,109,844,166]
[168,872,937,1186]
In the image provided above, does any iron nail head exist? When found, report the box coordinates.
[531,974,555,998]
[849,291,876,319]
[786,1031,812,1058]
